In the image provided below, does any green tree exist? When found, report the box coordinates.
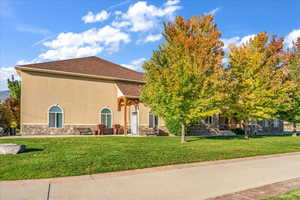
[278,38,300,136]
[141,15,224,143]
[222,33,291,138]
[7,75,21,100]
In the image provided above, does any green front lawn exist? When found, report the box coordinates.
[1,136,300,180]
[264,188,300,200]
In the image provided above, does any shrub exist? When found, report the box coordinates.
[0,103,14,134]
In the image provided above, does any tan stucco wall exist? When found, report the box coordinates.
[20,70,165,129]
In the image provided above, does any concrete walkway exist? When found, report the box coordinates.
[1,152,300,200]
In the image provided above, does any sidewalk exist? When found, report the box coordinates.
[1,152,300,200]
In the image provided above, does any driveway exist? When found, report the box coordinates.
[1,152,300,200]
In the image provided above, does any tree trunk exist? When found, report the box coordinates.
[181,123,186,143]
[292,122,297,137]
[244,120,249,139]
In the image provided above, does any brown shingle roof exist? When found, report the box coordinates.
[116,81,142,97]
[17,56,144,82]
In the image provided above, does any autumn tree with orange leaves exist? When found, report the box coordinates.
[222,32,292,138]
[141,15,224,143]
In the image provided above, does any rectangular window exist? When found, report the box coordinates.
[264,120,269,128]
[149,114,158,128]
[274,119,279,128]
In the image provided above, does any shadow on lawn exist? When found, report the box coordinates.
[23,148,43,153]
[187,135,267,142]
[186,136,239,142]
[187,135,289,142]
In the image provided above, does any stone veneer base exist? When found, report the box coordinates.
[21,125,96,135]
[22,124,170,136]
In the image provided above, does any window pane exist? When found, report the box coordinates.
[149,114,154,128]
[101,114,106,126]
[56,113,63,128]
[49,113,56,127]
[107,114,112,128]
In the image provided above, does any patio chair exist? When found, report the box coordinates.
[95,124,106,135]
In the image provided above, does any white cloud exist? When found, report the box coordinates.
[0,67,19,90]
[165,0,180,6]
[284,29,300,48]
[139,33,162,43]
[112,1,181,32]
[206,7,220,16]
[39,46,103,60]
[38,25,130,60]
[82,10,110,23]
[222,37,240,50]
[239,34,256,45]
[114,10,123,16]
[222,34,256,50]
[122,57,147,71]
[111,20,131,29]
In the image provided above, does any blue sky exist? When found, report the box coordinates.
[1,0,300,90]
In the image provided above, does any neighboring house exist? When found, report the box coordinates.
[188,116,284,136]
[16,56,165,136]
[0,90,10,104]
[15,56,284,136]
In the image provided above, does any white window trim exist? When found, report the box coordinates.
[48,104,64,128]
[99,107,113,128]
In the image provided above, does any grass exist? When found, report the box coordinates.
[1,135,300,180]
[264,188,300,200]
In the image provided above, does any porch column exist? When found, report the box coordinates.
[124,98,128,136]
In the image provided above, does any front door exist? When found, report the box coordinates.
[131,109,138,135]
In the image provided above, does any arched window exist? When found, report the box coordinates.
[49,106,63,128]
[100,108,112,128]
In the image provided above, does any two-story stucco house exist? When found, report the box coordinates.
[16,56,164,136]
[16,56,284,136]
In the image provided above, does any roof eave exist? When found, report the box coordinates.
[122,95,140,99]
[15,66,146,84]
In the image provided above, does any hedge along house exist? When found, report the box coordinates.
[16,56,165,136]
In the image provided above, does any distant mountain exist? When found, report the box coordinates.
[0,90,10,103]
